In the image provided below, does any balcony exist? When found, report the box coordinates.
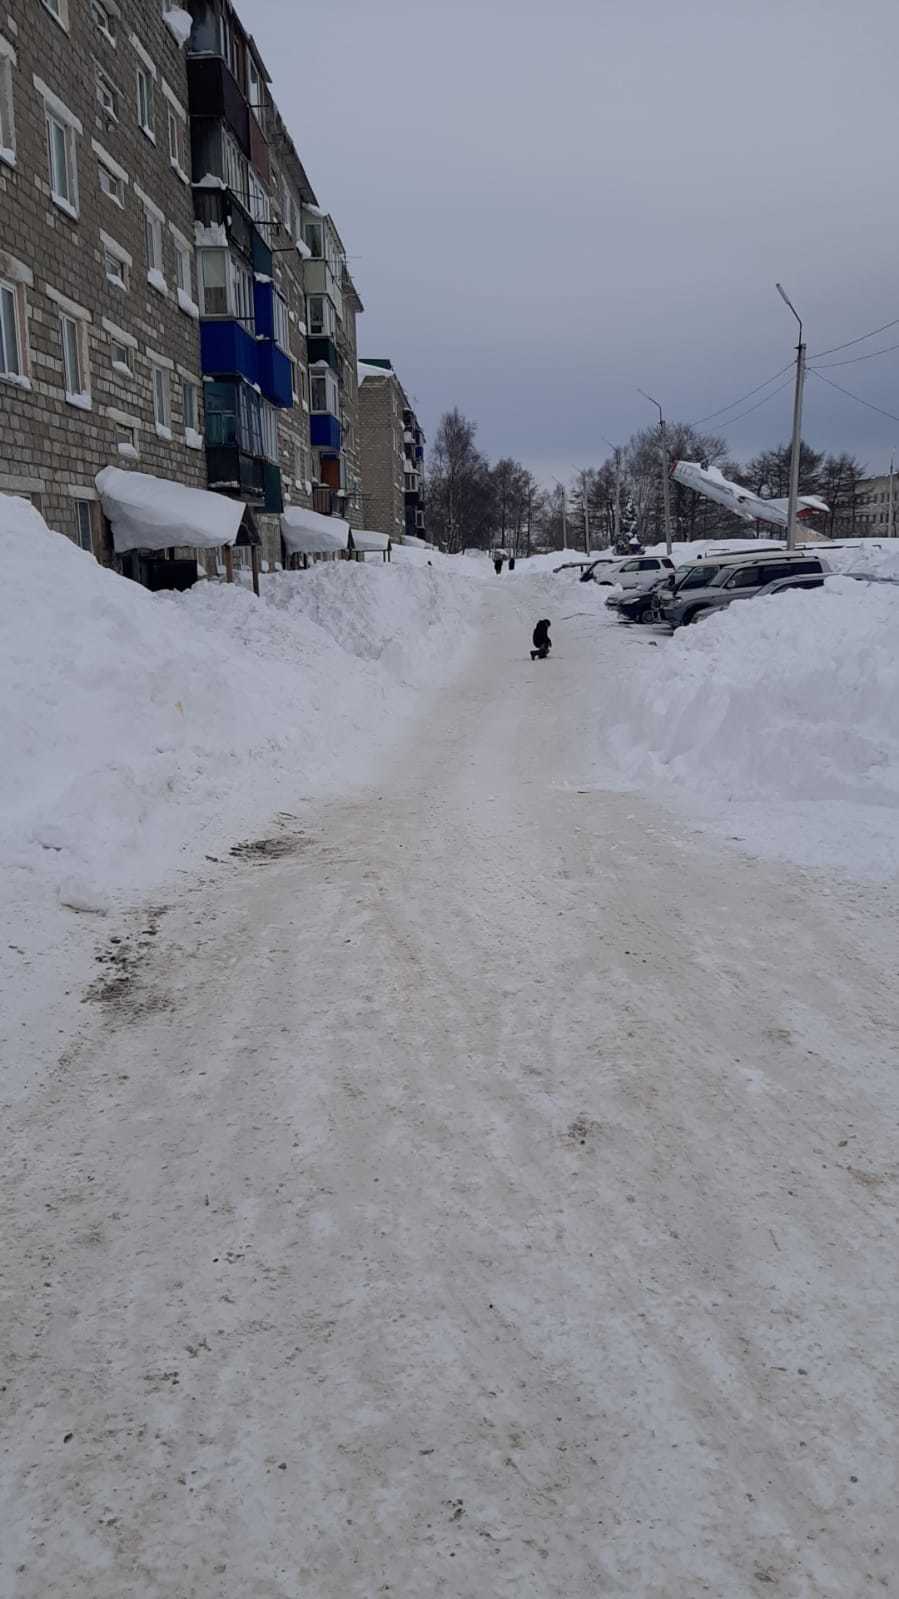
[310,413,341,452]
[257,343,293,408]
[188,56,250,156]
[307,335,339,371]
[193,185,253,259]
[205,444,264,504]
[251,230,272,279]
[312,484,335,516]
[303,259,343,322]
[201,319,258,384]
[415,446,424,463]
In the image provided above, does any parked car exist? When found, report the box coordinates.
[608,548,791,624]
[665,554,829,629]
[591,554,675,588]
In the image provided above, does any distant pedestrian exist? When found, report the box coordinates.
[494,557,503,575]
[509,557,516,571]
[530,619,552,660]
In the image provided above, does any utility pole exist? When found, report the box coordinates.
[777,283,806,551]
[638,391,672,555]
[573,468,591,554]
[889,453,895,539]
[554,479,568,550]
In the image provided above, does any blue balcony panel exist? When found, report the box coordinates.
[201,319,258,385]
[258,343,294,408]
[310,413,342,452]
[253,279,274,340]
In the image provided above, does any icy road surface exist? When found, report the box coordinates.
[4,590,899,1598]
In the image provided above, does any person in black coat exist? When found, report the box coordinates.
[530,619,552,660]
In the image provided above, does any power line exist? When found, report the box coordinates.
[689,362,793,426]
[810,315,899,360]
[715,375,794,429]
[810,369,899,425]
[812,339,899,370]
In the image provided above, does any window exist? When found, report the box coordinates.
[97,69,118,119]
[145,210,164,280]
[305,222,323,258]
[115,421,137,455]
[310,369,339,416]
[0,278,24,378]
[182,379,199,434]
[198,249,227,316]
[98,163,124,205]
[40,0,68,28]
[73,498,94,553]
[230,256,253,323]
[238,383,262,455]
[261,401,277,463]
[297,366,308,408]
[174,239,191,296]
[307,295,335,339]
[136,67,154,139]
[102,234,130,290]
[46,110,78,216]
[110,339,131,374]
[247,168,270,228]
[167,104,187,177]
[152,364,171,434]
[222,129,246,200]
[0,42,14,165]
[59,313,89,403]
[247,53,261,109]
[723,565,764,590]
[272,291,289,351]
[91,0,115,43]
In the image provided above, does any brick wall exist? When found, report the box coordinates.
[0,0,203,555]
[358,374,406,539]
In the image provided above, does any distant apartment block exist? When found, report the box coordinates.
[358,359,425,541]
[855,474,898,534]
[0,0,365,580]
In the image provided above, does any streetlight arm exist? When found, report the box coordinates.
[776,282,802,344]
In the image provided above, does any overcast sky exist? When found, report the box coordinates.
[250,0,899,484]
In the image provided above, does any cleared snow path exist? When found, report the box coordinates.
[4,584,899,1598]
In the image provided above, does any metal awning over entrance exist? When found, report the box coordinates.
[95,466,243,553]
[281,504,351,555]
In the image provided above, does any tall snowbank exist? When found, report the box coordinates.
[0,499,484,903]
[608,579,899,876]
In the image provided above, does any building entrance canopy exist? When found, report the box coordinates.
[280,505,351,555]
[96,467,244,554]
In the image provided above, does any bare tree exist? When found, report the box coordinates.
[427,409,493,553]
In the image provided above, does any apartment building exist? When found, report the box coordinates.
[0,0,205,556]
[855,474,898,534]
[1,0,365,577]
[357,358,426,541]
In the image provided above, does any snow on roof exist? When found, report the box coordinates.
[280,505,350,555]
[96,466,243,553]
[357,361,393,384]
[350,529,391,553]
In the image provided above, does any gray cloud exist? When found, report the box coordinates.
[250,0,899,479]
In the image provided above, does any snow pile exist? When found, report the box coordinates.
[0,499,484,905]
[608,578,899,875]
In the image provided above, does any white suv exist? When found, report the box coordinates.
[593,555,675,590]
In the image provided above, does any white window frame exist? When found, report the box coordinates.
[136,66,155,141]
[260,400,278,464]
[100,231,131,291]
[0,276,27,384]
[96,68,119,120]
[151,362,171,437]
[91,0,116,44]
[73,497,95,553]
[59,311,90,407]
[310,368,339,417]
[98,164,124,205]
[109,337,132,375]
[174,237,191,296]
[164,92,188,183]
[247,53,261,110]
[0,37,15,167]
[272,290,290,352]
[41,93,80,218]
[40,0,69,32]
[141,202,166,292]
[182,377,199,435]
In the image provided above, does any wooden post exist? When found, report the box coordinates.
[223,544,234,584]
[250,544,260,596]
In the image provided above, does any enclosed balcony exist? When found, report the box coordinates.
[262,461,283,514]
[254,281,293,408]
[188,57,250,155]
[201,319,258,385]
[310,414,341,452]
[306,336,338,372]
[206,444,264,503]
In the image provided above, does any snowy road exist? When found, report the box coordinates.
[4,583,899,1597]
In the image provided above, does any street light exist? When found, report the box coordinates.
[637,389,673,556]
[776,282,806,552]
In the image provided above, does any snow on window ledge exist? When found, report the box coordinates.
[155,423,173,441]
[106,273,127,291]
[117,442,139,460]
[0,148,16,170]
[112,360,133,378]
[177,287,199,320]
[52,193,79,222]
[294,238,311,260]
[147,268,169,296]
[296,320,308,337]
[193,173,226,191]
[140,124,157,146]
[185,427,204,450]
[65,389,93,411]
[163,7,193,45]
[1,371,32,391]
[170,159,190,186]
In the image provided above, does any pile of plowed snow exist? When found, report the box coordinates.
[608,576,899,876]
[0,497,484,904]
